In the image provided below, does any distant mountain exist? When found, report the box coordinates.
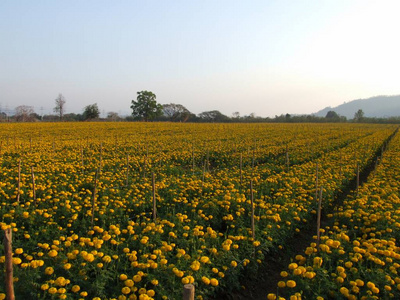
[314,95,400,119]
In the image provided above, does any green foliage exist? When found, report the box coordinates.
[83,103,100,120]
[130,91,163,121]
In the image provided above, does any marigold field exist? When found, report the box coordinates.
[0,122,398,300]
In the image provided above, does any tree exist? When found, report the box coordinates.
[162,103,191,122]
[198,110,229,122]
[83,103,100,120]
[354,109,365,122]
[325,111,339,119]
[54,93,66,120]
[15,105,35,122]
[232,112,240,119]
[131,91,163,121]
[107,111,120,121]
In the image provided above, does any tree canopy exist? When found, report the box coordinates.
[354,109,365,122]
[162,103,191,122]
[54,93,66,120]
[131,91,163,121]
[83,103,100,120]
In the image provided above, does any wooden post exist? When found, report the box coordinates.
[356,163,360,197]
[285,145,289,172]
[206,148,210,172]
[126,154,130,187]
[251,148,255,169]
[183,284,195,300]
[16,160,21,203]
[31,166,36,202]
[315,162,319,202]
[143,152,147,179]
[91,169,99,227]
[81,147,84,168]
[316,186,323,250]
[4,228,15,300]
[152,172,157,223]
[99,142,103,173]
[239,153,243,187]
[192,144,195,175]
[201,161,206,189]
[250,180,255,241]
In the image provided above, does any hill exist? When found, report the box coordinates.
[314,95,400,119]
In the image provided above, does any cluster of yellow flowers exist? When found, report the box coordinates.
[0,122,396,299]
[270,127,400,299]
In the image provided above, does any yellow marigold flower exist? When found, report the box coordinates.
[147,290,155,297]
[120,274,128,281]
[133,275,142,282]
[80,291,88,297]
[122,287,131,295]
[202,276,210,285]
[125,280,134,287]
[210,278,219,286]
[151,279,158,285]
[12,257,22,265]
[267,294,277,300]
[48,287,58,294]
[41,284,49,290]
[71,285,80,293]
[48,250,58,258]
[45,267,54,275]
[286,280,296,288]
[313,257,323,267]
[15,248,23,255]
[182,277,190,284]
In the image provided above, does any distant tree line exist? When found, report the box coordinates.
[2,91,400,124]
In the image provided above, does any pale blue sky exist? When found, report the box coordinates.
[1,1,399,117]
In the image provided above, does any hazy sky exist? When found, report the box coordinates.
[1,1,399,117]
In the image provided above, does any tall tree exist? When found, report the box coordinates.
[15,105,35,122]
[354,109,365,122]
[83,103,100,120]
[54,93,66,120]
[131,91,162,121]
[162,103,191,122]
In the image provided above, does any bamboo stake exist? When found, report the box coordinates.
[192,144,195,175]
[251,147,255,169]
[126,154,130,187]
[99,142,103,172]
[239,153,243,187]
[16,160,21,203]
[81,147,84,169]
[201,161,206,189]
[206,148,210,172]
[91,169,99,227]
[152,172,157,223]
[183,284,195,300]
[143,154,147,179]
[315,162,319,202]
[316,186,323,250]
[285,145,289,172]
[31,166,36,202]
[4,228,15,300]
[356,163,360,197]
[250,180,255,241]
